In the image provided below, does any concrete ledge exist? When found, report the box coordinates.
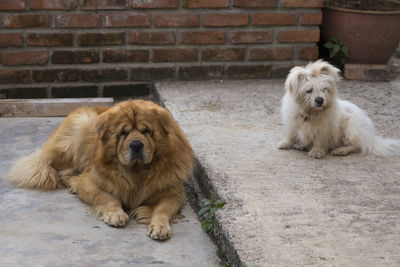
[0,98,113,117]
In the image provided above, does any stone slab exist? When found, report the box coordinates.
[344,63,392,81]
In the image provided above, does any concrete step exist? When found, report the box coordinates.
[157,79,400,267]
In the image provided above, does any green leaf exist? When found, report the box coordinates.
[324,42,334,49]
[341,46,349,56]
[216,200,225,207]
[332,44,340,55]
[200,199,210,205]
[198,207,209,216]
[331,37,339,43]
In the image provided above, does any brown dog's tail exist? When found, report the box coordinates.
[7,150,62,191]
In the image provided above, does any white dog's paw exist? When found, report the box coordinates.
[102,208,129,227]
[309,148,326,159]
[278,140,293,150]
[148,222,171,240]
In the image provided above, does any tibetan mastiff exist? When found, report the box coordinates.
[7,100,194,240]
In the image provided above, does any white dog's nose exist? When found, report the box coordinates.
[315,97,324,106]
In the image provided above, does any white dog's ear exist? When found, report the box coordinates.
[317,61,342,82]
[285,66,307,93]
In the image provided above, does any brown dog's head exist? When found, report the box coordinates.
[95,100,173,166]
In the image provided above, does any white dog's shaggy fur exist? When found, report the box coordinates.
[279,60,400,159]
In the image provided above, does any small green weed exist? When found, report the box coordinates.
[198,192,225,233]
[220,261,235,267]
[324,37,349,65]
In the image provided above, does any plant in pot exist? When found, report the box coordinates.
[320,0,400,66]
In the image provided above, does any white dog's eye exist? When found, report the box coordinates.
[323,87,329,91]
[306,88,313,94]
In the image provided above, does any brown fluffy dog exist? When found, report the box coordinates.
[7,100,194,240]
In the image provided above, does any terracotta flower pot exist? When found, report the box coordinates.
[321,6,400,64]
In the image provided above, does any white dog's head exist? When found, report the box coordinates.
[285,60,341,114]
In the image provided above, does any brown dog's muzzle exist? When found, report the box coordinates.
[129,140,144,161]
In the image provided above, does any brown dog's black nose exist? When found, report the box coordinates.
[130,140,144,152]
[315,97,324,106]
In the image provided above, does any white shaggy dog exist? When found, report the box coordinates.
[279,60,400,159]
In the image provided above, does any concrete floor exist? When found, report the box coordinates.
[0,118,220,266]
[157,79,400,267]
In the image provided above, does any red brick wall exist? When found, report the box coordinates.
[0,0,322,98]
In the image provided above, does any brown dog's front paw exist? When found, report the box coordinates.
[309,148,326,159]
[102,208,129,227]
[148,223,171,240]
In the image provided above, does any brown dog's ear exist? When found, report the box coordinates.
[285,66,307,93]
[95,112,110,139]
[154,106,174,136]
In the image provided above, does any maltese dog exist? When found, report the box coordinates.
[278,60,400,159]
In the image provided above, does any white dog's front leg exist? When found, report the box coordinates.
[308,138,327,159]
[278,125,297,150]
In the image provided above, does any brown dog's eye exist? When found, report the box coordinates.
[141,128,151,135]
[120,130,128,137]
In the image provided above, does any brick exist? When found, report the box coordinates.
[233,0,275,8]
[103,49,149,63]
[0,34,23,47]
[250,47,293,61]
[131,0,179,8]
[104,13,150,27]
[204,14,249,27]
[78,33,125,46]
[154,14,200,27]
[33,69,80,82]
[183,0,229,8]
[0,98,113,117]
[301,12,322,25]
[81,69,128,82]
[344,64,391,81]
[153,49,198,62]
[56,14,102,28]
[231,31,272,44]
[297,47,319,60]
[103,84,150,97]
[0,70,30,84]
[27,33,73,47]
[180,31,225,45]
[0,87,48,99]
[227,65,271,79]
[253,13,297,26]
[3,15,50,28]
[81,0,128,9]
[202,48,245,61]
[2,51,48,66]
[130,32,175,45]
[179,65,224,80]
[131,67,176,81]
[52,50,100,64]
[0,0,25,10]
[278,29,320,43]
[281,0,323,8]
[272,64,294,78]
[30,0,77,10]
[52,86,98,98]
